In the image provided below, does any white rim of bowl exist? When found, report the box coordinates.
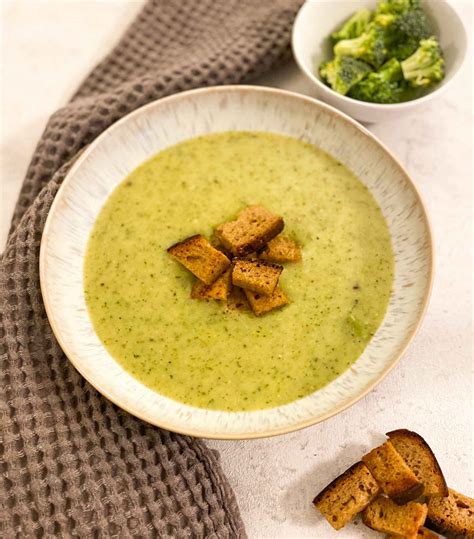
[291,0,468,110]
[40,85,434,439]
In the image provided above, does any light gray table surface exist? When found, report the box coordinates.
[1,2,472,537]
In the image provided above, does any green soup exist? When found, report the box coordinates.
[84,132,393,411]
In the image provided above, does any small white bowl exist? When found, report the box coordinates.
[292,0,467,123]
[40,86,433,439]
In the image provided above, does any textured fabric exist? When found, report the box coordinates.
[0,0,302,537]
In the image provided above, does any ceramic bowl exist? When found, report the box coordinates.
[40,86,433,439]
[292,0,467,123]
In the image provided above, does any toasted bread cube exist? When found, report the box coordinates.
[167,234,230,285]
[416,528,441,538]
[259,235,301,263]
[216,205,284,256]
[363,497,427,539]
[244,286,288,316]
[387,527,440,538]
[313,462,380,530]
[225,286,250,313]
[232,258,282,296]
[427,488,474,538]
[191,269,232,301]
[362,441,424,504]
[387,430,448,498]
[210,230,232,258]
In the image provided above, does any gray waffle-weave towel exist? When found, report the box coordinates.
[0,0,302,536]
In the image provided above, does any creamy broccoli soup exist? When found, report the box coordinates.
[84,132,393,411]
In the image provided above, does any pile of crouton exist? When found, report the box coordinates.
[313,429,474,538]
[167,205,301,316]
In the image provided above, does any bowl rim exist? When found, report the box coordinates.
[40,85,434,439]
[291,0,468,111]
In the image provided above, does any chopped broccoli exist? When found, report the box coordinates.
[317,0,445,104]
[319,56,373,96]
[334,24,386,68]
[349,58,405,103]
[393,5,430,38]
[401,37,444,87]
[376,0,420,15]
[331,8,372,42]
[373,13,395,28]
[387,37,424,62]
[377,1,431,60]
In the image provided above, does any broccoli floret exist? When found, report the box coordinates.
[394,5,430,37]
[376,0,420,15]
[319,56,373,96]
[331,8,372,42]
[373,13,396,28]
[334,25,386,68]
[374,0,431,60]
[401,37,445,87]
[349,58,405,103]
[387,8,431,59]
[387,37,423,61]
[377,57,404,81]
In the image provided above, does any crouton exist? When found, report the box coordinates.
[416,527,441,538]
[313,461,380,530]
[363,497,428,539]
[427,488,474,538]
[167,234,230,284]
[232,258,282,296]
[191,268,232,301]
[418,528,441,538]
[362,441,424,504]
[210,230,232,258]
[225,286,250,312]
[387,527,440,538]
[215,205,284,256]
[387,429,448,498]
[244,286,288,316]
[259,235,301,263]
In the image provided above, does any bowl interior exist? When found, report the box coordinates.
[293,0,467,100]
[40,86,432,439]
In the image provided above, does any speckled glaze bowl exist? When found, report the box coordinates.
[40,86,433,439]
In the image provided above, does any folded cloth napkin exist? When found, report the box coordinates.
[0,0,303,536]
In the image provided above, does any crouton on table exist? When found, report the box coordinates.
[259,235,301,263]
[387,527,440,538]
[232,258,282,296]
[362,441,424,504]
[427,488,474,538]
[191,268,232,301]
[313,461,380,530]
[363,497,428,539]
[216,205,284,256]
[167,234,230,284]
[244,287,288,316]
[416,528,441,538]
[387,429,448,498]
